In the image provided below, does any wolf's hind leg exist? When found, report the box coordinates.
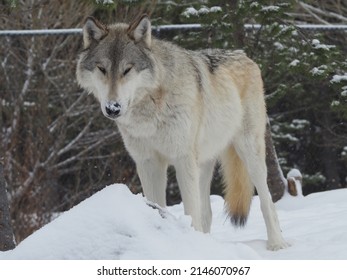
[136,155,168,208]
[233,135,289,251]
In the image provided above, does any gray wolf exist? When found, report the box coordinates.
[76,15,289,250]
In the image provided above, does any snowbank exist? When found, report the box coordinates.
[1,184,347,260]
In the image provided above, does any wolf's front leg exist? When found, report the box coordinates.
[136,156,168,208]
[174,155,212,233]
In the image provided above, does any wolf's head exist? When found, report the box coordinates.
[76,15,155,120]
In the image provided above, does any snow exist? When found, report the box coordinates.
[96,0,113,4]
[341,86,347,96]
[310,65,327,76]
[331,73,347,83]
[197,7,210,15]
[210,6,222,13]
[289,59,300,67]
[182,6,222,18]
[290,119,310,129]
[331,100,340,106]
[182,7,198,18]
[311,39,335,51]
[277,133,299,142]
[341,146,347,156]
[274,42,284,50]
[287,168,302,179]
[1,184,347,260]
[250,2,259,8]
[261,5,280,12]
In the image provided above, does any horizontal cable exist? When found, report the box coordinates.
[0,28,83,36]
[1,24,347,37]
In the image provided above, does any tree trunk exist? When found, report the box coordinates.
[0,161,16,251]
[320,113,342,190]
[230,0,245,48]
[265,118,286,202]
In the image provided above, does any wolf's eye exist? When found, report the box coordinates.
[97,66,106,75]
[123,66,133,77]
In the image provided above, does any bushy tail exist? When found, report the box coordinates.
[221,145,254,227]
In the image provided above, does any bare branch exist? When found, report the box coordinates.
[57,120,92,156]
[50,130,119,170]
[298,1,330,24]
[298,1,347,23]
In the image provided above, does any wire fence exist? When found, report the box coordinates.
[1,23,347,36]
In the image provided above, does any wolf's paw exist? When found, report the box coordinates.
[267,239,291,251]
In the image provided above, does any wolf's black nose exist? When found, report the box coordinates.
[105,102,121,117]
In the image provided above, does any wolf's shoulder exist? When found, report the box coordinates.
[197,48,245,57]
[192,49,250,73]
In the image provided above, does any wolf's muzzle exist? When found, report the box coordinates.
[105,101,121,118]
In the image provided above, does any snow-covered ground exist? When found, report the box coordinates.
[1,183,347,260]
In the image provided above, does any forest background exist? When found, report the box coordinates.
[1,0,347,243]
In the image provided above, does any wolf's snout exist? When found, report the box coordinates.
[105,101,121,118]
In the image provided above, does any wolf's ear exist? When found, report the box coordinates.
[127,14,151,47]
[82,17,108,48]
